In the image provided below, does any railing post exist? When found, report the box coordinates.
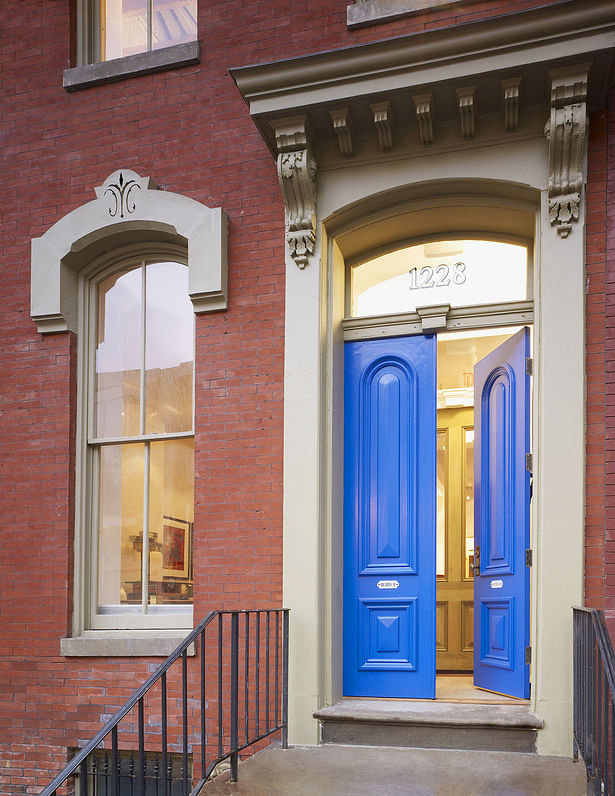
[230,611,239,782]
[281,609,289,749]
[182,650,189,796]
[80,758,88,796]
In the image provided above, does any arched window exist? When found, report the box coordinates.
[349,238,530,318]
[31,170,227,652]
[87,254,194,629]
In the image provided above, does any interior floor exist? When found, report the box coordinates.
[435,674,528,704]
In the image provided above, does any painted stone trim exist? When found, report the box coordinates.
[61,631,196,657]
[545,66,589,239]
[271,116,317,270]
[63,41,200,92]
[31,169,228,333]
[347,0,465,28]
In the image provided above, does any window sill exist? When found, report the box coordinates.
[347,0,465,28]
[63,40,200,92]
[60,630,196,657]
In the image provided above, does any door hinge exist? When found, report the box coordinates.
[525,548,533,567]
[525,646,532,665]
[526,357,533,376]
[526,453,533,473]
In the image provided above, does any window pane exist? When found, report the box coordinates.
[149,439,194,605]
[463,428,475,580]
[351,240,527,318]
[145,262,193,434]
[152,0,197,50]
[95,268,142,439]
[97,443,145,609]
[104,0,148,60]
[436,431,447,578]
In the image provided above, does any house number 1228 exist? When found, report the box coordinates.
[409,262,466,290]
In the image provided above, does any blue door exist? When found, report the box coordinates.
[343,335,436,698]
[473,328,531,698]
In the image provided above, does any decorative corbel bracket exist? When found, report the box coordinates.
[271,116,317,269]
[412,94,434,145]
[502,78,522,131]
[545,65,590,238]
[456,87,476,139]
[330,108,354,157]
[371,101,394,151]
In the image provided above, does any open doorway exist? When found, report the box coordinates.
[436,327,532,701]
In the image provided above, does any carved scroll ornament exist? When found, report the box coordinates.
[272,117,317,269]
[545,68,589,238]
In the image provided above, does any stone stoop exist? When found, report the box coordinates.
[314,699,544,752]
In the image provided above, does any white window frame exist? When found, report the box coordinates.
[81,247,195,631]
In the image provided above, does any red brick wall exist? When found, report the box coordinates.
[0,0,595,789]
[585,88,615,638]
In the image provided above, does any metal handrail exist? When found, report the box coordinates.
[573,606,615,796]
[41,608,289,796]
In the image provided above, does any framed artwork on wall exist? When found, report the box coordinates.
[161,517,192,580]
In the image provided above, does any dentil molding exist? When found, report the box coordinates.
[545,66,590,238]
[271,116,317,270]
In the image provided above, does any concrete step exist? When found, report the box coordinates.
[314,698,544,752]
[201,743,586,795]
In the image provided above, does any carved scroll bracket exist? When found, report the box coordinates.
[545,65,590,238]
[271,116,317,269]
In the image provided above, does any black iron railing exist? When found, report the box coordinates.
[41,608,289,796]
[573,606,615,795]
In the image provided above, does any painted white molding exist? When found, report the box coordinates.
[545,66,590,238]
[330,109,354,157]
[272,116,318,270]
[371,101,394,151]
[31,169,228,333]
[413,94,434,145]
[456,86,476,139]
[416,303,450,332]
[502,78,522,131]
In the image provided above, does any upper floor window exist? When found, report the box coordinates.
[89,256,194,629]
[100,0,197,62]
[349,239,530,318]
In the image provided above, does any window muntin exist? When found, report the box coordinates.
[350,239,528,318]
[90,259,194,625]
[100,0,197,62]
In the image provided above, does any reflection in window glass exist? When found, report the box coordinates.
[145,262,193,434]
[103,0,197,61]
[351,240,528,318]
[463,428,474,579]
[95,268,142,438]
[437,431,447,578]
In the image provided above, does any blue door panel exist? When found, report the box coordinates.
[344,336,436,698]
[480,598,514,669]
[474,328,530,698]
[359,599,417,670]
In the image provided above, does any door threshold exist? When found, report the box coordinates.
[342,675,529,706]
